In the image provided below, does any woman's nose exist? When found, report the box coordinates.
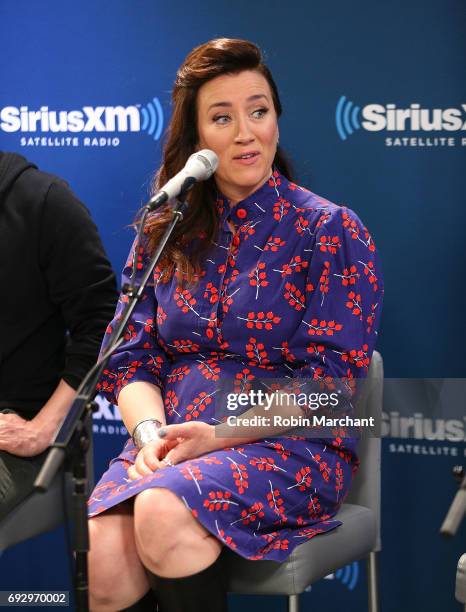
[234,116,255,144]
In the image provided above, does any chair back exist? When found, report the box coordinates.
[344,350,383,551]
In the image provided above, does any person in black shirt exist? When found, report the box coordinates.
[0,152,117,526]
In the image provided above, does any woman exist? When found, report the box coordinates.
[88,38,383,611]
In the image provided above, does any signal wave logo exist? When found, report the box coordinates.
[335,95,466,146]
[0,96,164,148]
[336,96,361,141]
[306,561,360,593]
[335,562,359,590]
[140,97,164,141]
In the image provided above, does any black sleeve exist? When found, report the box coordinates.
[39,180,118,390]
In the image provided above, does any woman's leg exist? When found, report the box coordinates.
[134,488,227,611]
[88,502,151,611]
[133,488,222,577]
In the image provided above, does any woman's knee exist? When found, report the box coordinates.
[88,506,141,605]
[134,488,191,567]
[89,505,133,558]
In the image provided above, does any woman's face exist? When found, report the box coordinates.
[196,70,279,205]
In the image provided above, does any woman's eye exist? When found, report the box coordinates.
[252,108,268,119]
[213,114,230,124]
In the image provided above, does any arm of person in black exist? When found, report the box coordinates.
[0,180,118,456]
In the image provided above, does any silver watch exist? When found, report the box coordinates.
[132,418,163,449]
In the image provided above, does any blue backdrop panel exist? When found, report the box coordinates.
[0,1,465,610]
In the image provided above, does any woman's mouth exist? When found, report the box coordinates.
[233,152,260,164]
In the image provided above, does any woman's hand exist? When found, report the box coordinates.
[159,422,216,465]
[127,437,178,480]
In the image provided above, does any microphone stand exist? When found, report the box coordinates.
[34,196,189,612]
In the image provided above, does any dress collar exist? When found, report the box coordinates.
[216,169,289,227]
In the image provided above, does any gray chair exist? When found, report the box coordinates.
[456,554,466,612]
[0,468,73,551]
[225,350,384,612]
[0,415,94,551]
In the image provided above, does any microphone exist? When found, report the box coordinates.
[146,149,218,211]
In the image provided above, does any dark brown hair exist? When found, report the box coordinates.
[144,38,294,285]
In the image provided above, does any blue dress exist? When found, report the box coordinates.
[88,171,383,561]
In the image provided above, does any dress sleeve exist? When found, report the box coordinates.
[96,237,170,405]
[286,206,383,387]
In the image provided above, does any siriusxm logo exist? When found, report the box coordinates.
[382,411,466,442]
[0,97,164,147]
[336,96,466,141]
[93,395,128,436]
